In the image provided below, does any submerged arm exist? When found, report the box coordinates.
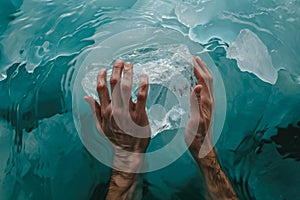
[106,156,144,200]
[195,149,238,199]
[185,57,238,199]
[85,61,150,200]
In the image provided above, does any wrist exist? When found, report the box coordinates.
[110,168,139,188]
[194,149,239,199]
[190,147,217,164]
[198,148,218,167]
[112,147,146,173]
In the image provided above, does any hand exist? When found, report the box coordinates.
[85,60,151,200]
[185,57,238,199]
[85,60,151,155]
[185,56,214,159]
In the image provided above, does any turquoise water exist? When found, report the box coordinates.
[0,0,300,199]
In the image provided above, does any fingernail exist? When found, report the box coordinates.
[115,60,123,65]
[195,56,202,61]
[99,69,106,77]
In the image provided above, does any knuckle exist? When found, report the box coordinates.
[97,82,106,91]
[139,82,148,93]
[137,93,147,101]
[110,77,119,85]
[101,109,109,118]
[121,83,131,91]
[131,112,139,122]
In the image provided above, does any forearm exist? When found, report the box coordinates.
[106,150,145,200]
[194,149,238,200]
[106,169,142,200]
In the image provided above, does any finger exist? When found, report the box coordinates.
[193,57,207,85]
[194,56,211,77]
[84,96,104,136]
[110,60,124,93]
[186,85,203,142]
[190,85,202,120]
[121,62,133,111]
[97,69,110,108]
[136,74,149,113]
[193,59,212,99]
[111,81,123,110]
[193,57,214,92]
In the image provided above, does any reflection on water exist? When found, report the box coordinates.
[0,0,299,199]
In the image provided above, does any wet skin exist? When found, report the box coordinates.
[86,57,238,200]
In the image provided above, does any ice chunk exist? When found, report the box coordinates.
[82,44,193,137]
[227,29,278,84]
[132,0,175,17]
[175,2,206,28]
[175,0,225,28]
[73,27,227,172]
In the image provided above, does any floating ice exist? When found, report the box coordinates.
[73,27,226,172]
[175,0,225,28]
[227,29,278,84]
[175,2,206,28]
[81,44,193,137]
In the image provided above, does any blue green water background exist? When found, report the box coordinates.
[0,0,300,199]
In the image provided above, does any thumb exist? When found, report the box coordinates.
[84,96,103,135]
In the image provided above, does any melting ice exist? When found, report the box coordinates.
[227,29,278,84]
[82,44,194,137]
